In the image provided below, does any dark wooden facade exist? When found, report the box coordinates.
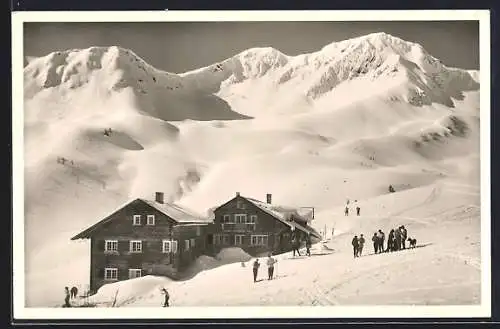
[72,198,212,293]
[209,194,320,256]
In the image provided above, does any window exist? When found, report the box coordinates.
[147,215,155,226]
[251,235,268,246]
[235,235,244,245]
[185,239,190,251]
[104,268,118,280]
[163,240,178,253]
[129,269,142,279]
[190,238,196,248]
[236,200,245,209]
[249,215,257,223]
[133,215,141,226]
[222,215,231,223]
[162,240,172,253]
[130,240,142,253]
[235,214,247,224]
[105,240,118,253]
[214,234,223,245]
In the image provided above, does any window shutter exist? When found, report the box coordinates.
[97,240,105,251]
[172,240,178,253]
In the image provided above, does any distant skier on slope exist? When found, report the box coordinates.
[292,237,301,257]
[400,225,408,249]
[253,259,260,283]
[305,233,312,256]
[63,287,71,308]
[387,229,395,252]
[161,288,170,307]
[372,232,379,254]
[351,235,359,258]
[356,206,361,216]
[70,286,78,299]
[358,234,365,257]
[266,254,277,280]
[377,229,385,252]
[394,227,402,251]
[344,206,349,216]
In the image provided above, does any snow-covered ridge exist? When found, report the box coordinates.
[24,32,479,109]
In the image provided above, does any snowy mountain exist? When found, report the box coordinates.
[22,32,481,307]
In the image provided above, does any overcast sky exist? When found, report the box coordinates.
[24,21,479,72]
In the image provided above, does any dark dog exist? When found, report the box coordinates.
[407,238,417,248]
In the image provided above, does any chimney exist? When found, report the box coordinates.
[266,193,272,204]
[155,192,164,204]
[236,192,240,197]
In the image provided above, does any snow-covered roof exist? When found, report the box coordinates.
[140,199,211,224]
[71,198,211,240]
[244,197,320,239]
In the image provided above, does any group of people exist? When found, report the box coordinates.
[252,253,278,282]
[344,199,361,217]
[371,225,410,254]
[352,225,412,258]
[351,234,366,257]
[63,286,79,307]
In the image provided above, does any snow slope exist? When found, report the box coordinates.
[85,182,480,307]
[22,32,481,307]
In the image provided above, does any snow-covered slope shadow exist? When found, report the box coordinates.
[84,129,144,151]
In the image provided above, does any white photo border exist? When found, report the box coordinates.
[11,9,491,320]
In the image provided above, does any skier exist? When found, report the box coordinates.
[351,235,359,258]
[400,225,408,249]
[252,258,260,282]
[305,233,312,256]
[377,229,385,253]
[70,286,78,299]
[358,234,365,257]
[291,230,301,257]
[344,206,349,216]
[63,287,71,307]
[161,288,170,307]
[292,238,301,257]
[394,227,401,251]
[387,229,395,252]
[389,185,395,193]
[356,206,361,216]
[266,254,277,280]
[372,232,379,254]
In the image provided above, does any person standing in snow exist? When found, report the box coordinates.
[394,227,401,251]
[372,233,379,254]
[356,206,361,216]
[253,258,260,282]
[351,235,359,258]
[63,287,71,308]
[344,206,349,216]
[358,234,365,256]
[266,254,277,280]
[377,229,385,253]
[400,225,408,249]
[387,229,395,252]
[305,233,312,256]
[161,288,170,307]
[291,231,301,257]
